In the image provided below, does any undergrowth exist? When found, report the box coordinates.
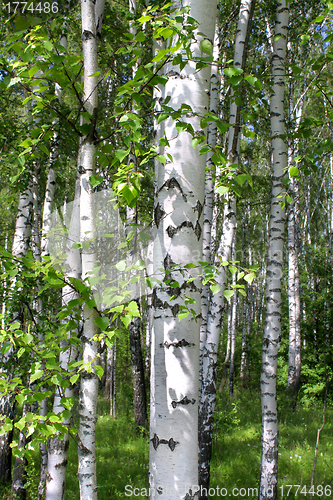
[1,388,332,499]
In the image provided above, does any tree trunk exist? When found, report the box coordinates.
[149,1,217,497]
[229,242,237,398]
[45,177,81,500]
[198,1,254,495]
[130,310,148,428]
[200,12,220,360]
[259,2,289,499]
[0,177,33,484]
[77,1,103,497]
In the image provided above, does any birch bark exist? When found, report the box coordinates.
[149,1,217,498]
[0,176,33,484]
[198,1,254,494]
[45,178,81,500]
[259,2,289,499]
[77,0,103,497]
[286,72,302,403]
[200,13,220,358]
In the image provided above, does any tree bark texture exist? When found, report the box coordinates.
[259,2,289,499]
[77,1,103,498]
[149,1,217,498]
[198,1,254,495]
[45,177,81,500]
[130,312,148,428]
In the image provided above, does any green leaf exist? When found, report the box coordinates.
[289,166,299,177]
[40,144,49,156]
[216,186,229,196]
[115,260,126,271]
[136,32,146,43]
[210,283,221,295]
[90,175,103,187]
[94,316,110,331]
[138,14,151,24]
[43,41,53,51]
[156,155,166,164]
[224,289,234,300]
[200,39,212,55]
[121,315,131,328]
[30,369,44,384]
[94,365,104,380]
[244,273,255,285]
[115,149,129,162]
[178,311,189,321]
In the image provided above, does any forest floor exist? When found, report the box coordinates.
[1,387,332,499]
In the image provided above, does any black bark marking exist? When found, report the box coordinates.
[150,433,179,451]
[171,303,180,317]
[184,488,200,500]
[194,221,202,240]
[193,200,203,218]
[158,177,187,201]
[171,395,196,409]
[152,289,179,317]
[82,30,95,42]
[164,253,176,270]
[154,202,165,228]
[160,339,195,349]
[166,220,201,240]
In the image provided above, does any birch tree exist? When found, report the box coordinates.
[198,0,254,494]
[149,1,217,498]
[45,179,81,500]
[0,173,33,484]
[259,1,289,498]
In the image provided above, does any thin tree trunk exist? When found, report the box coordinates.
[45,177,81,500]
[198,1,255,495]
[77,1,104,497]
[259,2,289,499]
[129,310,148,428]
[200,12,220,359]
[240,208,249,382]
[0,177,33,484]
[229,241,237,398]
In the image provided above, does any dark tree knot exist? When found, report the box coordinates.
[150,433,179,451]
[171,395,196,409]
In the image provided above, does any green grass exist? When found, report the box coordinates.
[2,388,332,499]
[210,388,333,499]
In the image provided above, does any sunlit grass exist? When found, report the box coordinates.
[1,388,332,499]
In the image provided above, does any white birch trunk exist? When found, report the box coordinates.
[286,74,302,402]
[149,2,217,498]
[229,242,237,398]
[77,1,104,497]
[0,175,33,483]
[198,1,254,493]
[45,178,81,500]
[200,13,220,357]
[39,29,68,500]
[259,2,289,499]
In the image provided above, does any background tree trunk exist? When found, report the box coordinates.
[259,2,289,499]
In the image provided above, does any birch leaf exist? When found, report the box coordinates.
[210,283,221,295]
[200,39,212,55]
[224,289,234,300]
[94,316,109,331]
[178,311,189,321]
